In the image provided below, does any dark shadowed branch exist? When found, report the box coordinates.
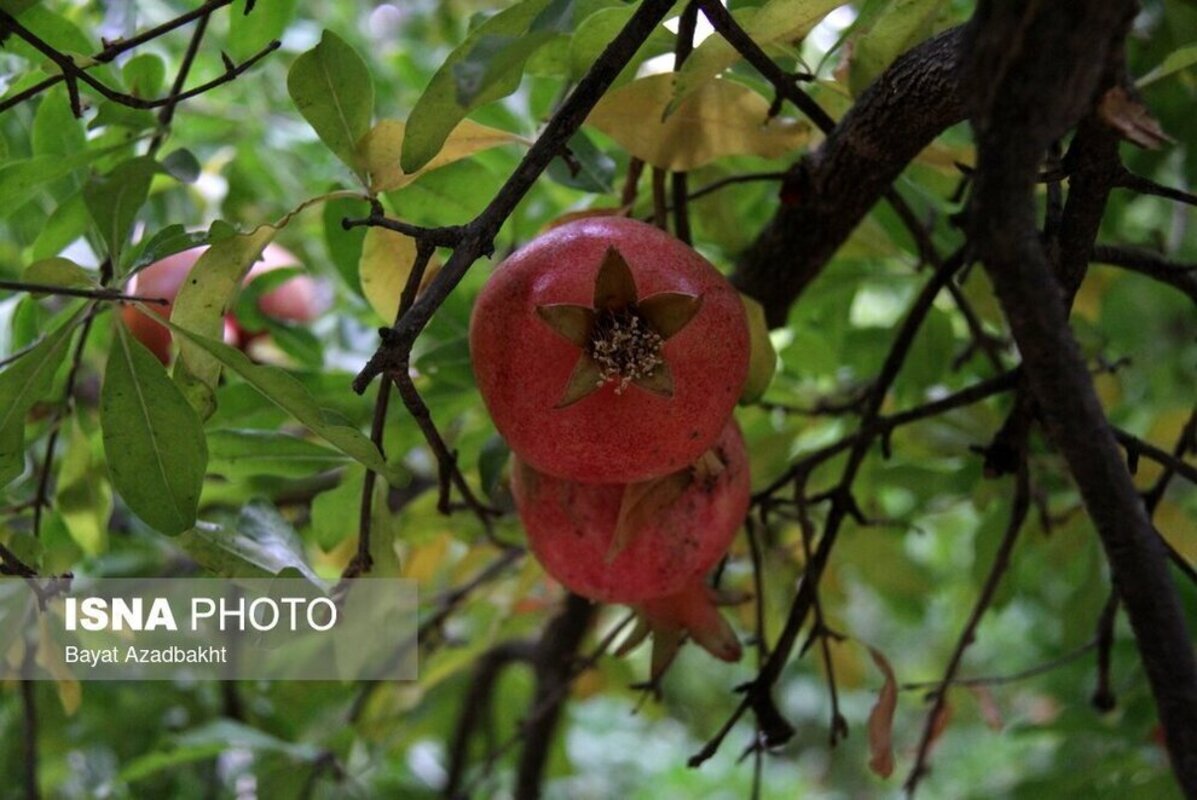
[962,0,1197,790]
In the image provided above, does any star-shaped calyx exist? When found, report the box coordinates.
[536,246,703,408]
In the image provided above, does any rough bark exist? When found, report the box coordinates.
[733,26,967,325]
[963,2,1197,792]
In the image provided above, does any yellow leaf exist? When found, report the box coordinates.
[362,118,525,193]
[37,616,81,715]
[588,74,811,171]
[359,227,440,324]
[671,0,847,112]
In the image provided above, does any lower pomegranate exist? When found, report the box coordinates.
[511,418,750,670]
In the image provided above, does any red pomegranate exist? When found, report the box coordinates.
[122,242,328,363]
[470,217,749,484]
[510,419,750,605]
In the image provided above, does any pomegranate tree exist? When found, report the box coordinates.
[470,216,749,484]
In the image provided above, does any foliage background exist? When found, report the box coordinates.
[0,0,1194,797]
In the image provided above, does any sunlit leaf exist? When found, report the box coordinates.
[0,141,132,214]
[287,30,374,179]
[588,74,811,171]
[362,118,524,193]
[1136,43,1197,89]
[359,225,438,323]
[671,0,846,112]
[401,0,556,172]
[738,293,777,403]
[848,0,948,96]
[171,224,276,418]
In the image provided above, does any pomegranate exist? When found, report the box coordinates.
[510,419,750,605]
[121,243,328,363]
[470,216,749,484]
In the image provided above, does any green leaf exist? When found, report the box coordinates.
[22,257,98,291]
[84,156,157,265]
[402,0,556,173]
[121,719,319,784]
[229,0,296,60]
[101,323,208,535]
[311,466,363,551]
[164,319,403,484]
[124,224,209,275]
[848,0,948,96]
[0,141,132,214]
[0,309,83,487]
[321,191,368,290]
[177,501,323,585]
[31,190,90,261]
[122,53,166,98]
[32,88,86,158]
[208,429,350,478]
[671,0,845,113]
[286,30,374,179]
[161,148,201,183]
[568,6,674,83]
[1137,44,1197,89]
[55,415,111,555]
[87,102,158,132]
[478,434,510,498]
[739,293,777,403]
[546,130,615,193]
[170,225,276,418]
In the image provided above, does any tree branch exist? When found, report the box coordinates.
[514,594,595,800]
[963,0,1197,791]
[1091,244,1197,304]
[730,26,967,324]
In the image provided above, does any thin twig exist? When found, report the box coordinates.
[0,280,169,305]
[147,9,212,154]
[904,463,1031,796]
[0,10,277,114]
[1117,171,1197,208]
[0,0,239,115]
[901,638,1099,691]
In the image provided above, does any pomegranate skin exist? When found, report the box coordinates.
[470,216,749,484]
[510,419,750,604]
[121,243,327,363]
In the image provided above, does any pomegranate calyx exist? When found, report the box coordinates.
[535,246,701,408]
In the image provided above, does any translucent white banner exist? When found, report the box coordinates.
[0,578,417,681]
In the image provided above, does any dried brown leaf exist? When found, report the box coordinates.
[969,684,1004,732]
[1098,86,1173,149]
[866,645,898,778]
